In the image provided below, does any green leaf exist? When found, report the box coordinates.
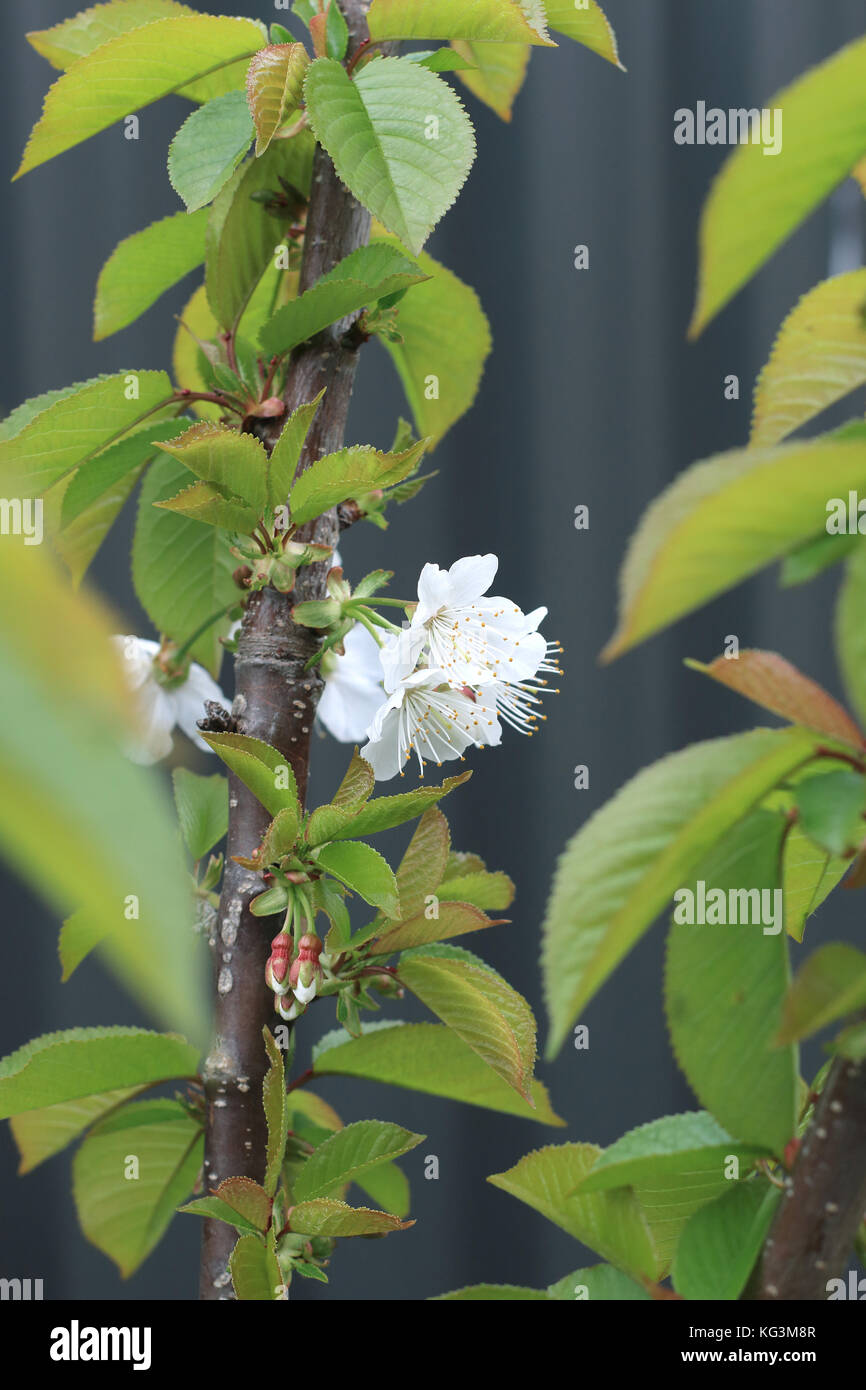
[690,36,866,336]
[751,270,866,446]
[603,426,866,660]
[672,1179,781,1301]
[542,727,819,1057]
[0,1028,198,1119]
[371,901,504,955]
[777,943,866,1043]
[399,953,536,1099]
[665,810,798,1157]
[212,1176,271,1231]
[200,732,300,819]
[157,421,270,514]
[0,371,173,496]
[132,453,238,674]
[229,1232,284,1300]
[16,15,268,179]
[304,56,476,256]
[27,2,196,69]
[575,1111,767,1274]
[316,841,400,917]
[260,243,428,358]
[56,421,182,586]
[326,0,349,60]
[205,135,314,331]
[289,439,429,526]
[247,43,309,155]
[312,1021,563,1125]
[437,870,515,911]
[293,1119,424,1202]
[73,1098,202,1277]
[489,1143,658,1281]
[779,816,849,944]
[436,1283,548,1301]
[328,770,469,840]
[263,1029,289,1198]
[333,748,376,808]
[177,1195,262,1236]
[10,1089,142,1173]
[172,769,228,860]
[836,543,866,729]
[389,806,451,922]
[0,546,206,1040]
[289,1198,412,1236]
[795,769,866,856]
[367,0,553,44]
[0,380,103,442]
[354,1160,410,1218]
[168,91,254,213]
[258,807,301,865]
[94,209,208,340]
[781,531,859,588]
[544,0,623,67]
[452,41,530,121]
[156,480,258,532]
[265,393,323,511]
[375,239,491,448]
[437,1265,650,1301]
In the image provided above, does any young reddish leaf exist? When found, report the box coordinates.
[247,43,310,155]
[687,649,865,750]
[213,1176,272,1232]
[371,901,506,956]
[289,1198,413,1237]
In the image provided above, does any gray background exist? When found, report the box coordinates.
[1,0,865,1301]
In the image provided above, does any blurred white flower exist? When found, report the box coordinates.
[112,635,226,765]
[317,622,385,743]
[361,667,501,781]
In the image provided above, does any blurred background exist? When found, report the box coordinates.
[2,0,866,1300]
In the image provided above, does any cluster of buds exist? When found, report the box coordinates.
[232,536,334,595]
[267,931,323,1021]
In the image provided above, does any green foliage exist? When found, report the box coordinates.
[304,56,476,255]
[260,243,428,358]
[94,210,207,340]
[752,270,866,446]
[488,1143,658,1281]
[172,769,228,861]
[292,1120,424,1202]
[289,1198,412,1236]
[399,952,535,1100]
[836,543,866,729]
[452,41,530,121]
[247,42,309,154]
[0,1027,197,1118]
[288,439,429,525]
[315,841,400,916]
[16,14,267,178]
[0,546,206,1038]
[132,454,238,673]
[690,34,866,335]
[205,135,314,332]
[229,1233,283,1300]
[438,1265,649,1301]
[777,943,866,1043]
[10,1089,142,1174]
[795,769,866,856]
[375,238,491,449]
[665,811,798,1157]
[544,0,623,67]
[201,732,300,819]
[313,1021,563,1124]
[367,0,554,45]
[27,2,196,69]
[73,1099,202,1276]
[604,426,866,660]
[0,372,174,496]
[672,1179,781,1301]
[168,91,253,212]
[542,727,819,1056]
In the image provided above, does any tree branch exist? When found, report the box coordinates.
[752,1051,866,1300]
[198,0,382,1300]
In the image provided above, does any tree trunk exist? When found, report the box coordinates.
[198,0,380,1299]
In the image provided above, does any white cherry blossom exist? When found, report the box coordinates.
[361,668,501,781]
[317,622,384,743]
[113,636,226,765]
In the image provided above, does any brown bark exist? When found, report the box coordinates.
[198,0,381,1299]
[752,1052,866,1300]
